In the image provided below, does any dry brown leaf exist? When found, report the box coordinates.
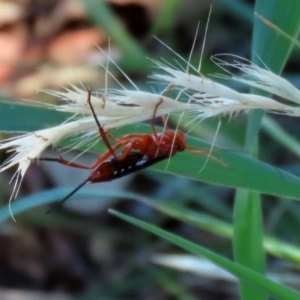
[0,2,24,25]
[48,28,106,64]
[14,65,102,97]
[0,27,27,82]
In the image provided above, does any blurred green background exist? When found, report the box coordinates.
[1,0,300,299]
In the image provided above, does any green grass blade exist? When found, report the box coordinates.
[253,0,300,71]
[81,0,149,72]
[146,200,300,265]
[150,0,182,34]
[110,209,300,300]
[154,272,198,300]
[233,1,300,299]
[2,189,300,266]
[262,116,300,158]
[0,188,137,224]
[233,190,266,300]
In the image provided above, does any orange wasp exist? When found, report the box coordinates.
[41,89,214,211]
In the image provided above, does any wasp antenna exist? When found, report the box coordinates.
[46,177,91,214]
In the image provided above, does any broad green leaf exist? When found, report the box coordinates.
[1,101,300,200]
